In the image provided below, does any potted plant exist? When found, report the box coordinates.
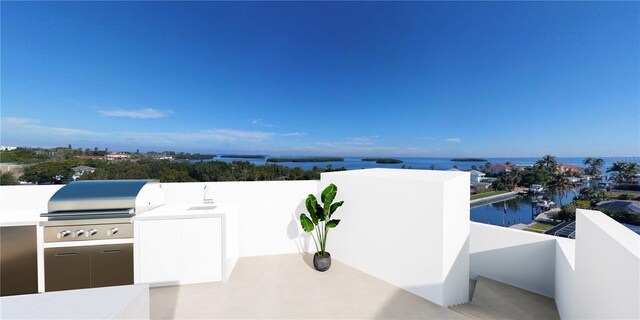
[299,183,344,272]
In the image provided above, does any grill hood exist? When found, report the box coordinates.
[44,180,164,219]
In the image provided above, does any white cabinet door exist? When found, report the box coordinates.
[181,218,222,283]
[138,220,181,284]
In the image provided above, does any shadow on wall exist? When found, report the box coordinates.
[286,198,311,254]
[470,240,556,298]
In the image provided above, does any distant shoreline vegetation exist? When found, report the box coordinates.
[362,158,403,164]
[220,154,266,159]
[267,157,344,163]
[173,153,215,160]
[451,158,488,162]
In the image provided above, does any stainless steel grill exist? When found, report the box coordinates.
[41,179,164,221]
[40,180,164,292]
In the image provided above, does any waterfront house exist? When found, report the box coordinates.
[557,163,584,175]
[104,152,131,161]
[486,163,512,175]
[596,200,640,215]
[470,170,492,191]
[71,165,95,181]
[470,170,485,184]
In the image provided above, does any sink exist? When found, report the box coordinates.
[188,205,217,211]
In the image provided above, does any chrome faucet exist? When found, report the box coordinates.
[203,185,214,204]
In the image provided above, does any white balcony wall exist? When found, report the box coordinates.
[160,180,319,257]
[320,169,470,307]
[469,222,556,298]
[554,238,576,319]
[0,185,62,211]
[570,209,640,319]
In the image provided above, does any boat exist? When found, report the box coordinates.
[581,175,591,181]
[536,199,555,208]
[568,177,580,183]
[529,184,544,193]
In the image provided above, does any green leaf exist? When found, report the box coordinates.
[320,183,337,205]
[300,214,314,233]
[329,201,344,217]
[305,194,318,225]
[326,219,341,229]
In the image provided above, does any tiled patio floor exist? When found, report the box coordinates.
[150,253,463,319]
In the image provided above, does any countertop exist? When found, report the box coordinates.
[133,202,235,221]
[0,202,236,227]
[0,284,149,319]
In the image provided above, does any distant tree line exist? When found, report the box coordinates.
[11,158,346,184]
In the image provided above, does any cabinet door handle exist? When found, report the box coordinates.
[100,249,123,254]
[54,252,79,257]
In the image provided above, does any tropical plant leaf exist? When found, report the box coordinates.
[300,214,314,233]
[329,201,344,217]
[326,219,340,228]
[321,183,337,205]
[306,194,319,224]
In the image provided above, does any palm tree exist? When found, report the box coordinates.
[548,173,575,205]
[494,171,521,191]
[535,154,558,173]
[583,157,604,177]
[607,161,640,184]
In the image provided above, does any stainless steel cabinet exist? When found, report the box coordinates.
[0,226,38,296]
[44,247,91,292]
[45,243,133,292]
[90,244,133,288]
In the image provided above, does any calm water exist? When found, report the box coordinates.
[194,156,639,172]
[470,191,578,227]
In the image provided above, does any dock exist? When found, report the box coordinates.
[534,208,561,225]
[470,191,518,208]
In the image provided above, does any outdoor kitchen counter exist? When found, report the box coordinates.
[133,202,237,221]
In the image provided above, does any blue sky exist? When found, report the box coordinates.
[1,2,639,157]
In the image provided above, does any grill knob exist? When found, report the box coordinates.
[87,229,98,237]
[73,230,85,237]
[58,230,71,239]
[108,227,119,236]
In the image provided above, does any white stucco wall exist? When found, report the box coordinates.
[570,209,640,319]
[554,238,576,320]
[161,180,319,257]
[320,169,470,306]
[470,222,556,298]
[0,185,63,211]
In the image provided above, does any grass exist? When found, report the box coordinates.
[528,222,554,231]
[524,222,554,234]
[470,190,508,200]
[606,191,640,200]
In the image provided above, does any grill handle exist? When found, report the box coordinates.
[100,249,124,254]
[54,252,79,257]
